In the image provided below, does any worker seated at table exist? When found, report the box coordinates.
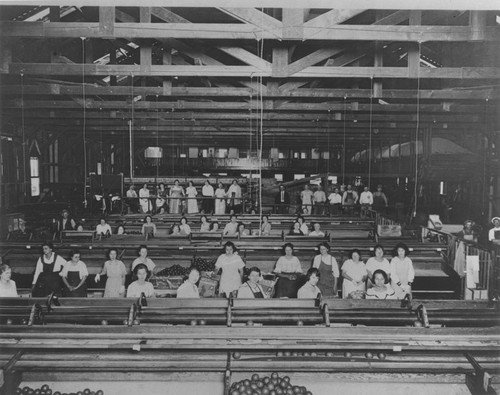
[297,268,322,299]
[95,217,112,237]
[176,267,200,298]
[365,270,396,300]
[126,264,155,298]
[308,222,325,237]
[237,267,267,299]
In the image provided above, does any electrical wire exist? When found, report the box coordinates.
[20,72,27,198]
[413,42,421,217]
[81,37,88,208]
[342,96,347,185]
[368,76,374,189]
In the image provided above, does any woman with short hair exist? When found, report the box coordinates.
[0,263,18,297]
[297,268,321,299]
[215,241,245,298]
[60,250,88,297]
[176,267,200,298]
[237,267,267,299]
[341,249,367,299]
[127,264,155,298]
[311,242,339,297]
[95,248,127,297]
[390,242,415,299]
[32,242,66,297]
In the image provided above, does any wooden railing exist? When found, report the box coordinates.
[422,227,496,298]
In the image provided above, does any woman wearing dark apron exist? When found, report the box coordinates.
[311,242,339,297]
[61,250,88,297]
[237,267,267,299]
[32,242,66,297]
[273,243,303,298]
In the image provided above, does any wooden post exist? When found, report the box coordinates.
[272,45,289,78]
[99,7,115,39]
[282,9,303,40]
[49,7,60,22]
[373,42,383,98]
[470,11,487,40]
[162,47,172,96]
[408,11,422,79]
[109,44,117,86]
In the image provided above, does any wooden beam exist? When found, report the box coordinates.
[373,42,383,98]
[3,84,499,100]
[98,7,115,39]
[217,7,282,39]
[216,46,270,70]
[4,101,495,121]
[288,46,345,76]
[49,7,60,22]
[3,22,499,41]
[282,8,304,40]
[303,9,366,39]
[151,7,190,23]
[272,46,289,78]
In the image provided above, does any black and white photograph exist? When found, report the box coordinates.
[0,0,499,393]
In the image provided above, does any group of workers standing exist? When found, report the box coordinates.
[275,183,388,216]
[126,179,243,216]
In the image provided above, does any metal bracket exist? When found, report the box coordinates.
[464,353,497,394]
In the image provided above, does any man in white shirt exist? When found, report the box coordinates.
[489,217,500,243]
[227,180,242,214]
[301,184,314,215]
[201,180,215,214]
[359,186,374,217]
[328,187,342,216]
[313,185,327,215]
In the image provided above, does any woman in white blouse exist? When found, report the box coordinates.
[274,243,303,298]
[390,242,415,299]
[95,217,112,237]
[297,268,322,299]
[365,244,391,288]
[176,267,200,298]
[0,264,18,297]
[60,250,88,297]
[127,264,155,298]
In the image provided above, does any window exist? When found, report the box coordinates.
[30,157,40,197]
[294,174,305,180]
[275,174,283,182]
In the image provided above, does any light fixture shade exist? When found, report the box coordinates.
[145,147,163,158]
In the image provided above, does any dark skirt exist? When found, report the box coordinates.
[32,273,62,297]
[274,273,305,298]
